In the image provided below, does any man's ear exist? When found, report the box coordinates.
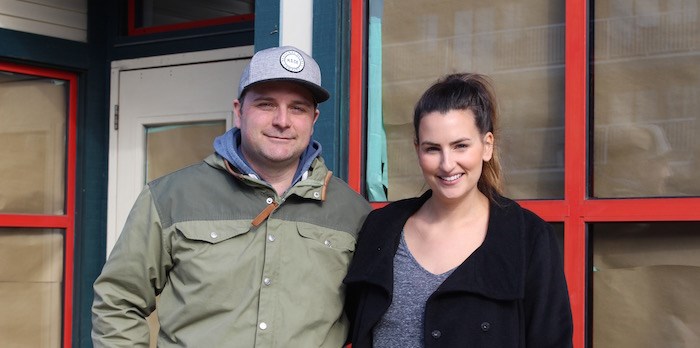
[233,99,242,128]
[310,108,320,134]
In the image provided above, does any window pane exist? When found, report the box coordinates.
[591,222,700,347]
[592,0,700,198]
[0,72,67,214]
[367,0,565,201]
[0,228,63,348]
[135,0,254,28]
[145,121,226,182]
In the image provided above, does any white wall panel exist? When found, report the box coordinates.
[0,0,86,42]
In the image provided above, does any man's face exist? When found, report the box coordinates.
[234,81,319,175]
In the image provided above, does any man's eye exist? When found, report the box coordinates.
[290,105,309,113]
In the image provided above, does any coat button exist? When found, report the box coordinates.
[431,330,441,339]
[481,322,491,331]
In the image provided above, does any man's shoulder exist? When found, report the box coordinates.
[148,157,224,189]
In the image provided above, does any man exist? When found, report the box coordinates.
[92,46,371,347]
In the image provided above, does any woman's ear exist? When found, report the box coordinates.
[483,132,494,161]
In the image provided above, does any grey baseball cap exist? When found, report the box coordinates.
[238,46,330,103]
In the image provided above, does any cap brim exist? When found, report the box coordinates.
[242,78,330,103]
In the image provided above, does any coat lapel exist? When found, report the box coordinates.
[438,197,526,300]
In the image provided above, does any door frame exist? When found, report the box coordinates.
[106,46,254,255]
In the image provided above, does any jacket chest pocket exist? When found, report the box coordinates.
[293,222,356,274]
[170,221,254,275]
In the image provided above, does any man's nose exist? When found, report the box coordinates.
[272,107,291,127]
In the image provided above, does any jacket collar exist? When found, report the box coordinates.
[204,153,331,202]
[345,191,525,300]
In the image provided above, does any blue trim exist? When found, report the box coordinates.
[71,2,114,346]
[112,22,254,60]
[0,28,88,69]
[254,0,280,51]
[313,0,348,177]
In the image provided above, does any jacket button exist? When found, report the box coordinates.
[481,322,491,331]
[431,330,441,339]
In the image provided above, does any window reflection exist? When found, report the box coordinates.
[0,228,64,348]
[134,0,254,28]
[145,121,226,182]
[0,72,67,214]
[592,0,700,198]
[367,0,565,201]
[591,222,700,347]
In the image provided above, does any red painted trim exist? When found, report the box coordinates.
[62,71,78,348]
[564,215,586,348]
[128,0,136,36]
[0,214,70,228]
[565,0,588,346]
[127,0,253,36]
[517,200,569,222]
[348,0,365,193]
[582,198,700,221]
[370,202,388,210]
[0,62,77,348]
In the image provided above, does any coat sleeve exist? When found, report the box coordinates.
[91,187,172,348]
[523,218,574,348]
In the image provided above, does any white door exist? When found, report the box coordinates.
[107,47,253,254]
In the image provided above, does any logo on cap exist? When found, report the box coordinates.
[280,50,305,73]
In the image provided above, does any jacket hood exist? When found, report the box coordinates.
[213,127,322,187]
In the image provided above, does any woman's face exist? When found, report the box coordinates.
[415,109,493,203]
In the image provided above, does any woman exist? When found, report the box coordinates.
[344,73,573,347]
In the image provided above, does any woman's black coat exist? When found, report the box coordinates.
[343,191,573,347]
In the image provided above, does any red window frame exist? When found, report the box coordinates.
[348,0,700,347]
[127,0,254,36]
[0,62,77,348]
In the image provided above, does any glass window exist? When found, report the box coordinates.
[0,72,67,215]
[366,0,566,201]
[131,0,254,32]
[145,121,226,182]
[0,228,64,348]
[592,0,700,198]
[0,63,76,346]
[591,222,700,347]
